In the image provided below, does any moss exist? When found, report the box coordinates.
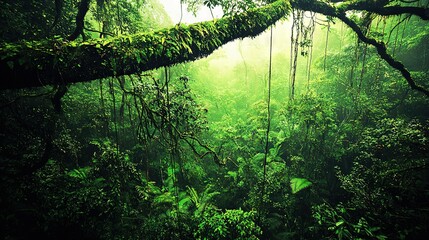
[0,0,290,89]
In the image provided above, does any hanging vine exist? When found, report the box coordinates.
[164,67,180,219]
[289,9,302,100]
[109,78,120,154]
[289,9,316,98]
[357,13,373,95]
[305,12,316,88]
[323,20,330,72]
[238,40,249,87]
[259,25,274,221]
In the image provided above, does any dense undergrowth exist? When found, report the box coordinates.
[1,0,429,239]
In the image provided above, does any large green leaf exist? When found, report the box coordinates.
[290,178,312,194]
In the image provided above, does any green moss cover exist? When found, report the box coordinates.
[0,0,290,89]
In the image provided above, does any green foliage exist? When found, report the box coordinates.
[0,0,76,41]
[332,118,429,239]
[201,0,266,16]
[312,203,387,240]
[195,208,262,239]
[140,214,196,240]
[187,185,221,216]
[0,140,154,239]
[290,177,312,194]
[1,1,429,240]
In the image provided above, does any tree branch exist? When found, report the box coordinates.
[0,0,290,89]
[84,26,115,37]
[337,13,429,97]
[371,6,428,20]
[68,0,91,41]
[1,0,427,96]
[290,0,429,97]
[340,1,429,20]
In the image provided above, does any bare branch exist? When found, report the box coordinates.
[68,0,91,41]
[341,2,429,20]
[337,13,429,97]
[290,0,429,96]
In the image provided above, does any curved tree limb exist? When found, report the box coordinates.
[0,0,290,89]
[337,13,429,97]
[354,6,428,20]
[290,0,429,97]
[67,0,91,41]
[339,1,429,20]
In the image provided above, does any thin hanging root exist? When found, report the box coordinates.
[109,78,120,153]
[391,16,409,56]
[358,43,368,94]
[259,25,274,221]
[350,35,360,88]
[304,12,316,88]
[358,21,372,94]
[238,40,248,86]
[398,16,409,52]
[289,10,302,100]
[323,21,330,71]
[289,11,295,99]
[164,66,180,219]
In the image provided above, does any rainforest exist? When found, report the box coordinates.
[1,0,428,239]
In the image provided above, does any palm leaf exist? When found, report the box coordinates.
[290,178,312,194]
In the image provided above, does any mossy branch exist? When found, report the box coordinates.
[0,0,290,90]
